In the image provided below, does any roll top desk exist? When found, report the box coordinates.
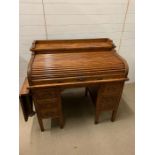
[20,38,129,131]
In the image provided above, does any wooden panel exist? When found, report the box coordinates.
[39,108,59,118]
[96,82,124,111]
[97,96,119,111]
[19,78,35,121]
[99,82,124,96]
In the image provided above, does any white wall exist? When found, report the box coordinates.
[119,0,135,82]
[19,0,135,87]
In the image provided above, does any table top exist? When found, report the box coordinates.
[20,78,29,95]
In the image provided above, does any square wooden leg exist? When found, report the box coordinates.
[51,116,64,129]
[59,117,64,129]
[59,113,64,129]
[111,109,118,122]
[37,115,44,132]
[95,110,100,124]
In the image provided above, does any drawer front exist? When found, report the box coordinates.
[33,91,60,100]
[39,108,59,118]
[96,82,124,111]
[97,96,119,111]
[100,82,124,96]
[35,98,61,118]
[36,98,59,109]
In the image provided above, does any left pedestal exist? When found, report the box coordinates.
[31,87,64,132]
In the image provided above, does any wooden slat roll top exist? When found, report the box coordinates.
[27,39,129,88]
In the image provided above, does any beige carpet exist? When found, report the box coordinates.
[19,83,135,155]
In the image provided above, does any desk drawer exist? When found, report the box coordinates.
[99,82,124,96]
[33,90,60,99]
[97,96,119,111]
[35,98,61,119]
[39,108,59,118]
[36,98,59,108]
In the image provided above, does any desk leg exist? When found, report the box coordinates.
[59,100,64,129]
[111,110,117,122]
[95,110,100,124]
[37,115,44,132]
[51,116,64,129]
[111,98,121,122]
[59,115,64,129]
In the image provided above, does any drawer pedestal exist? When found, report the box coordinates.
[31,88,64,131]
[87,81,124,124]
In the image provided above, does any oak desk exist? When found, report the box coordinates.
[20,38,129,132]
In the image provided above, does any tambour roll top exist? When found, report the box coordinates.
[27,38,128,88]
